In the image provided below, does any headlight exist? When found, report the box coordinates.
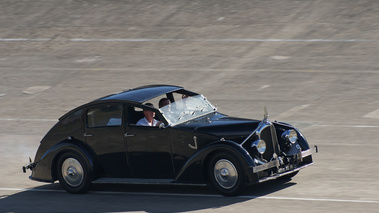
[281,130,298,144]
[252,140,266,154]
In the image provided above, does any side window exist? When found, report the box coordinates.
[126,106,145,125]
[87,104,122,128]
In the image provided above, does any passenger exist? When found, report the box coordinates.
[181,94,189,109]
[158,98,170,108]
[136,103,160,126]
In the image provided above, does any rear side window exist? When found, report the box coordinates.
[87,104,122,128]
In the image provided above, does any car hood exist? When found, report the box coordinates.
[174,113,261,143]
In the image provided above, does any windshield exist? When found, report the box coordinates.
[159,95,217,126]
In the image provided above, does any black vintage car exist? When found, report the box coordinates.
[23,85,317,196]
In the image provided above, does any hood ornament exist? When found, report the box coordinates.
[263,106,269,122]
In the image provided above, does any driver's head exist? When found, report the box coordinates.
[143,103,155,119]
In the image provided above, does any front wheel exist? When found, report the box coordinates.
[57,152,91,194]
[208,152,245,196]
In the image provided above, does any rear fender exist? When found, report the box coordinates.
[32,139,97,182]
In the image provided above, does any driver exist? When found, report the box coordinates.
[136,103,160,126]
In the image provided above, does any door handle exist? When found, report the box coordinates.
[84,133,94,137]
[124,133,135,137]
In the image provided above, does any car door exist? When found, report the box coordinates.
[125,106,174,179]
[84,103,131,178]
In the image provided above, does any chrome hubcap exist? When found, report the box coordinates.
[214,159,238,189]
[61,158,84,187]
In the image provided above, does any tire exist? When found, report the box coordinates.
[208,152,245,196]
[57,152,92,194]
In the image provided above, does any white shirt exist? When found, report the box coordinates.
[136,117,159,126]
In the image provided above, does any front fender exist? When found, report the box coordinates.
[295,128,310,150]
[31,139,97,182]
[273,121,310,150]
[175,140,255,183]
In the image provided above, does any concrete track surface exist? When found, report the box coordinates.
[1,0,379,212]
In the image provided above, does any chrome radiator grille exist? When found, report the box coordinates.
[260,124,279,162]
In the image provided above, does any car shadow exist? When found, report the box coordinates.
[1,179,296,213]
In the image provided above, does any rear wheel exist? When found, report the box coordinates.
[57,152,91,194]
[208,152,245,196]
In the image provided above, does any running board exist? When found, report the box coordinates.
[92,178,207,186]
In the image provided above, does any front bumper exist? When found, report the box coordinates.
[258,162,314,183]
[251,145,318,177]
[301,145,318,158]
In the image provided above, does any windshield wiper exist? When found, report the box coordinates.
[191,105,205,115]
[177,111,186,120]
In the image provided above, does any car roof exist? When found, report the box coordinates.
[97,85,187,103]
[59,85,198,120]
